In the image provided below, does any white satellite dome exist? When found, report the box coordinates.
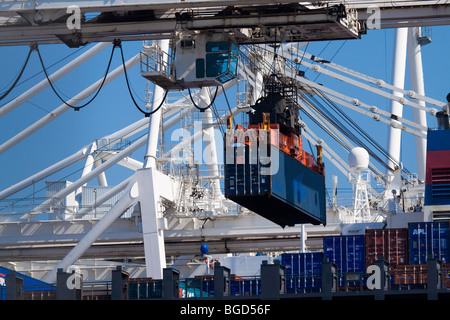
[348,147,369,170]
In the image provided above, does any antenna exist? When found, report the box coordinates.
[348,147,372,223]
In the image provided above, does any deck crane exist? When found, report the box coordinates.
[0,1,449,285]
[31,0,363,283]
[138,3,362,227]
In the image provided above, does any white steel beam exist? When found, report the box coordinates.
[42,180,138,284]
[100,152,144,171]
[0,1,448,47]
[163,104,242,159]
[76,142,97,196]
[29,134,147,216]
[386,27,408,189]
[300,123,351,177]
[94,159,108,187]
[291,48,439,115]
[75,176,132,218]
[144,39,169,169]
[271,45,431,133]
[311,88,427,138]
[407,27,428,182]
[135,167,175,279]
[201,88,222,198]
[100,117,149,143]
[0,146,90,200]
[290,73,428,134]
[285,44,446,109]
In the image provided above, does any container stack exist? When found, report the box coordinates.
[281,252,323,293]
[408,221,450,264]
[365,228,408,266]
[279,221,450,291]
[323,235,366,288]
[391,221,450,288]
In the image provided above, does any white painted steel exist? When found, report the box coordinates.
[201,88,223,198]
[136,168,174,279]
[0,146,89,200]
[144,39,169,169]
[407,27,428,182]
[76,176,132,218]
[286,44,446,109]
[76,142,97,196]
[29,133,147,216]
[386,27,408,190]
[42,180,138,284]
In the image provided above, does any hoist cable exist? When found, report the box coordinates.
[0,44,34,101]
[187,87,219,112]
[116,40,167,117]
[36,43,115,111]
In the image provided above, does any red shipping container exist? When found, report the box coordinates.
[365,228,408,266]
[391,264,427,285]
[442,263,450,288]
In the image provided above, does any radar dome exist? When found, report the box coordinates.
[348,147,369,170]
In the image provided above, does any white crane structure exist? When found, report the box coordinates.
[0,0,449,283]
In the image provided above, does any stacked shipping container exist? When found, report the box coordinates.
[171,221,450,296]
[365,228,408,266]
[408,221,450,264]
[323,235,366,287]
[281,252,323,293]
[279,221,450,291]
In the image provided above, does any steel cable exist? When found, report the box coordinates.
[36,42,115,111]
[0,44,34,101]
[116,40,168,117]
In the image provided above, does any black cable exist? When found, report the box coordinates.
[17,46,87,89]
[0,44,34,101]
[36,42,115,111]
[221,84,235,122]
[116,40,167,117]
[187,87,219,112]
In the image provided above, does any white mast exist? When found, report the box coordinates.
[386,27,408,192]
[407,27,429,183]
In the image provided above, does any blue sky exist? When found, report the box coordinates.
[0,25,449,206]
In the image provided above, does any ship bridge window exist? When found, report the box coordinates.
[204,42,239,84]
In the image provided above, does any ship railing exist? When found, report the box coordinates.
[22,283,57,300]
[0,197,135,221]
[140,44,174,79]
[81,281,113,300]
[285,273,322,294]
[127,278,163,300]
[0,197,47,216]
[0,283,57,301]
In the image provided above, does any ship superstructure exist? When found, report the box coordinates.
[0,0,449,300]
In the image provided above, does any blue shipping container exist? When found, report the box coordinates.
[224,142,326,227]
[281,252,323,292]
[202,278,261,297]
[408,221,450,264]
[231,279,261,296]
[323,235,366,273]
[323,235,366,287]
